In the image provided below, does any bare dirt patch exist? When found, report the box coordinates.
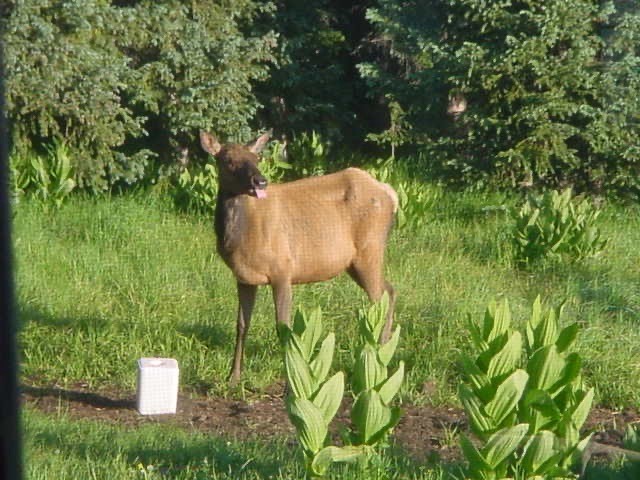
[21,382,640,465]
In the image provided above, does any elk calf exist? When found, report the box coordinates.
[200,131,398,383]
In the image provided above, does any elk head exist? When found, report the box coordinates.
[200,131,271,198]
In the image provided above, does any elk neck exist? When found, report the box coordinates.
[214,188,251,257]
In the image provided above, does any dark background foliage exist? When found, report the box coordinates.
[2,0,639,195]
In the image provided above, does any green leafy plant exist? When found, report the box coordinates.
[282,132,330,179]
[279,296,404,477]
[459,297,594,479]
[278,308,364,477]
[13,141,77,208]
[171,164,218,214]
[8,152,31,204]
[513,188,608,266]
[351,293,405,447]
[366,157,439,231]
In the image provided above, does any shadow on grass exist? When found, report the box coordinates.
[22,385,135,410]
[18,304,109,331]
[177,320,234,350]
[29,420,290,478]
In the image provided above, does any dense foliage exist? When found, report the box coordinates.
[460,298,594,479]
[361,0,640,194]
[512,188,608,266]
[3,0,276,189]
[3,0,640,195]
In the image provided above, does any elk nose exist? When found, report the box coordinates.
[253,175,268,190]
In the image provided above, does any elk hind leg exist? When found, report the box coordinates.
[348,258,396,343]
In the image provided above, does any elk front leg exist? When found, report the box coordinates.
[229,282,257,384]
[272,280,292,328]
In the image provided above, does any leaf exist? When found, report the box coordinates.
[311,372,344,424]
[378,325,401,366]
[569,433,593,466]
[485,369,529,426]
[365,406,402,446]
[522,389,562,433]
[567,388,594,432]
[309,333,335,384]
[460,355,492,402]
[351,390,391,445]
[354,344,386,393]
[528,345,564,391]
[287,398,327,455]
[302,308,324,359]
[379,361,404,404]
[468,314,490,351]
[285,346,315,399]
[534,306,559,349]
[527,295,543,350]
[460,434,491,476]
[482,424,529,469]
[371,293,390,342]
[550,353,582,396]
[555,323,579,353]
[488,298,511,343]
[481,301,497,342]
[459,384,495,435]
[310,446,365,476]
[292,309,307,338]
[486,332,522,381]
[521,430,557,474]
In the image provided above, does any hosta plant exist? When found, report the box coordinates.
[513,188,607,266]
[459,297,594,479]
[278,308,364,477]
[350,294,404,447]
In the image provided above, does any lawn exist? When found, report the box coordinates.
[13,188,640,478]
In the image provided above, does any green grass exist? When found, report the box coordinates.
[23,408,451,480]
[13,187,640,478]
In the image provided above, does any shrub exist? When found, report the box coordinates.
[459,297,594,479]
[512,188,608,266]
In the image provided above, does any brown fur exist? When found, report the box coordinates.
[200,131,397,383]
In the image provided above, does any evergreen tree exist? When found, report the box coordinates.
[361,0,640,195]
[3,0,277,189]
[258,0,376,145]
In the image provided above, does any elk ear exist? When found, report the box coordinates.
[246,130,272,155]
[200,131,222,156]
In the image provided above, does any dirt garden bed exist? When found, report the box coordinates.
[20,381,640,466]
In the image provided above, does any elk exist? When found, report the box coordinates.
[200,131,398,383]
